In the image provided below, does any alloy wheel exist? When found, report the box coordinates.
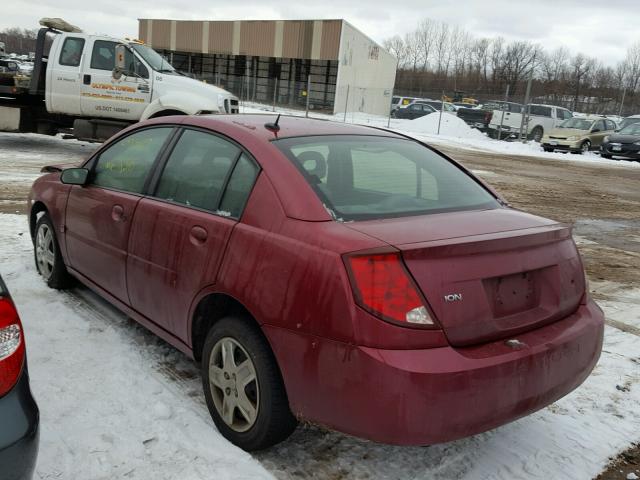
[36,223,55,280]
[208,337,259,432]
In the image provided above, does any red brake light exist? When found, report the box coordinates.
[0,296,25,397]
[345,252,435,327]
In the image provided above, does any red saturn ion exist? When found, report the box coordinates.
[28,114,604,451]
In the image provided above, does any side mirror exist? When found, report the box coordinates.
[112,44,127,80]
[60,168,89,186]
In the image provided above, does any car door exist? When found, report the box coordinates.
[80,39,151,120]
[126,128,260,339]
[64,126,174,303]
[590,119,608,146]
[408,103,423,119]
[47,35,86,115]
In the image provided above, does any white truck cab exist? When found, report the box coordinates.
[47,32,238,121]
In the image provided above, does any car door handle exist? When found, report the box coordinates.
[111,205,125,222]
[83,74,91,85]
[189,226,208,245]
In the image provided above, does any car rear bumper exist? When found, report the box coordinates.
[268,299,604,446]
[0,366,39,480]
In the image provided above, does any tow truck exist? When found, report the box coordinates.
[0,18,239,141]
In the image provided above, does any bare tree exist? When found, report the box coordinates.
[383,35,407,68]
[416,19,436,71]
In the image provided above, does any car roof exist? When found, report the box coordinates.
[176,114,404,142]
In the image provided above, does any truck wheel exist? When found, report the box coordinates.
[201,316,297,451]
[543,147,554,152]
[34,214,73,289]
[531,126,543,143]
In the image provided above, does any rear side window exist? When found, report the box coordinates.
[529,106,552,117]
[92,127,172,194]
[155,129,240,213]
[219,154,260,218]
[59,37,85,67]
[275,135,499,221]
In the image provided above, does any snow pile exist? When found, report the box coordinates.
[397,112,486,139]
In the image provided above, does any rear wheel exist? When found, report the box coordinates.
[34,214,73,289]
[531,126,543,143]
[201,316,297,451]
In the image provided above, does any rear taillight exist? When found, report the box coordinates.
[345,252,436,327]
[0,296,25,396]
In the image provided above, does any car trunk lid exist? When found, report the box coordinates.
[345,209,585,346]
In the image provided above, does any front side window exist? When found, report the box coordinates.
[593,120,607,132]
[92,127,172,193]
[275,135,499,221]
[90,40,149,78]
[155,129,241,213]
[59,37,85,67]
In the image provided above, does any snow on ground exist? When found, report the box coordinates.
[241,102,640,169]
[0,211,639,479]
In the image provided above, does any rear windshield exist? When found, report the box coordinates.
[274,135,499,221]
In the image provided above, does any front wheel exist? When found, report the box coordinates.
[34,214,73,289]
[201,317,297,451]
[580,140,591,154]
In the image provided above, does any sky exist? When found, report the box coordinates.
[2,0,639,65]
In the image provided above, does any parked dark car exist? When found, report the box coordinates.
[617,115,640,131]
[457,106,493,132]
[601,122,640,160]
[29,114,604,452]
[0,275,39,479]
[393,101,438,119]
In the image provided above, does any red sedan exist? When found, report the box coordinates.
[28,114,604,451]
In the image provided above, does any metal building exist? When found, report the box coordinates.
[137,19,397,116]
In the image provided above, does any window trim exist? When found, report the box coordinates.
[84,125,179,197]
[146,125,262,220]
[59,37,85,67]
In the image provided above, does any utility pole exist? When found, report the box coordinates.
[497,84,510,141]
[619,87,627,117]
[519,56,536,143]
[437,91,445,135]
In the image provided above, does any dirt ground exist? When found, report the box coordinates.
[437,145,640,291]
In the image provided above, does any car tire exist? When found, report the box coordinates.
[543,147,554,152]
[580,140,591,154]
[34,213,73,289]
[531,126,543,143]
[601,153,612,159]
[201,316,297,451]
